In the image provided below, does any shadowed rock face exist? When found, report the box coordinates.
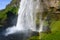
[6,11,17,27]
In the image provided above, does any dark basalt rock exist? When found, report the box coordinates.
[6,11,17,27]
[31,31,39,36]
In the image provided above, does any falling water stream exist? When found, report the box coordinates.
[4,0,45,40]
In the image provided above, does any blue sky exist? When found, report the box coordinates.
[0,0,12,10]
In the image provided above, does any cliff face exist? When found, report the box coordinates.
[42,0,60,20]
[0,0,20,26]
[42,0,60,9]
[6,0,20,8]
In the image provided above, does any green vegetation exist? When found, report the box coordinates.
[0,0,20,26]
[29,21,60,40]
[42,21,60,40]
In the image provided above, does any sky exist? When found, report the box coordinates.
[0,0,12,10]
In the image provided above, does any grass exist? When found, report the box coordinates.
[42,21,60,40]
[29,21,60,40]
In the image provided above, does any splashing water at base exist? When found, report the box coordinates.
[5,26,26,36]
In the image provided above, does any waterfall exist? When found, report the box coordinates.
[16,0,37,31]
[16,0,44,32]
[5,0,44,36]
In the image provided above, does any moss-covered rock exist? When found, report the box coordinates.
[0,0,20,26]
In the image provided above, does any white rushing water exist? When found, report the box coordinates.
[5,0,44,36]
[16,0,44,32]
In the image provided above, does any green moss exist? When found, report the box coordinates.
[0,0,20,25]
[29,21,60,40]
